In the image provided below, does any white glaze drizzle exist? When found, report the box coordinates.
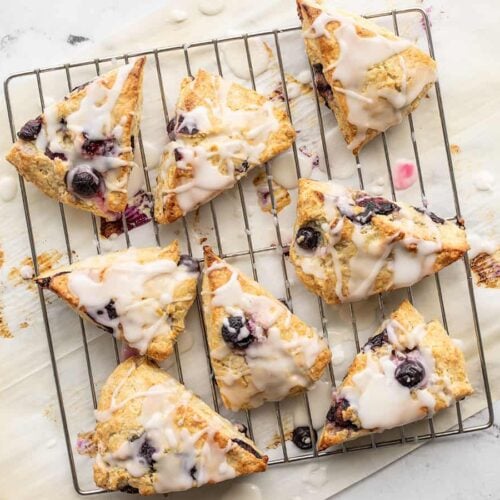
[97,376,240,493]
[294,181,448,302]
[302,2,437,150]
[34,63,137,210]
[206,262,328,410]
[337,318,462,430]
[158,73,280,217]
[67,248,197,354]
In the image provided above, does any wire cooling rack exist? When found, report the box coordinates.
[4,8,494,496]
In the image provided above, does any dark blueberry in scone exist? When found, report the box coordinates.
[105,299,118,320]
[138,439,156,469]
[45,147,68,161]
[177,115,199,135]
[349,196,399,224]
[178,254,200,273]
[67,165,102,198]
[81,134,116,157]
[364,330,389,351]
[189,465,197,481]
[173,148,184,162]
[119,485,139,494]
[235,160,249,174]
[130,135,135,152]
[312,63,333,106]
[221,316,255,349]
[326,398,355,428]
[395,359,425,388]
[17,116,43,141]
[167,118,177,140]
[292,426,317,450]
[232,438,262,459]
[296,225,321,250]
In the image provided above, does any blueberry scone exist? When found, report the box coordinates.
[297,0,437,154]
[154,69,296,224]
[35,241,198,361]
[202,245,331,411]
[317,300,472,449]
[290,179,468,304]
[6,58,145,220]
[81,357,267,495]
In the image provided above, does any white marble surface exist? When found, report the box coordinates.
[0,0,498,499]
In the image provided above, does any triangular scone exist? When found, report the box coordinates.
[35,241,198,361]
[290,179,468,304]
[297,0,437,154]
[317,300,472,450]
[154,69,296,224]
[6,58,145,220]
[85,357,267,495]
[202,245,331,411]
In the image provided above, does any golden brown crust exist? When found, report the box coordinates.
[297,0,436,154]
[154,69,296,224]
[317,300,473,450]
[202,245,331,411]
[290,178,469,304]
[6,58,145,219]
[91,357,267,495]
[35,241,197,361]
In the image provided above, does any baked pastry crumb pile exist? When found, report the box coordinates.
[318,300,473,450]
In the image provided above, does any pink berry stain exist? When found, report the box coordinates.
[392,159,417,190]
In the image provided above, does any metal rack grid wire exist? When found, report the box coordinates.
[4,7,494,496]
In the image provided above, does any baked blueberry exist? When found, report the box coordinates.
[178,254,200,273]
[119,485,139,494]
[364,330,388,351]
[312,63,333,106]
[189,465,197,481]
[232,438,262,459]
[395,359,425,388]
[17,117,43,141]
[81,134,115,157]
[326,398,355,428]
[296,226,321,250]
[177,114,199,135]
[105,299,118,320]
[45,147,67,161]
[173,148,183,162]
[167,118,177,140]
[221,316,254,349]
[292,426,317,450]
[138,439,156,469]
[348,196,399,224]
[236,160,249,174]
[67,165,102,198]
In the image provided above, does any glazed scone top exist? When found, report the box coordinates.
[299,0,437,152]
[291,179,468,304]
[324,301,472,434]
[65,246,198,354]
[36,62,139,210]
[92,359,266,494]
[155,69,296,223]
[203,248,330,410]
